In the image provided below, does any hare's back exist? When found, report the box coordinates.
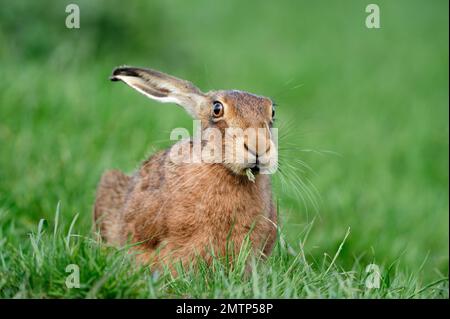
[94,169,132,244]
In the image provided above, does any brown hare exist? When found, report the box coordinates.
[94,66,278,271]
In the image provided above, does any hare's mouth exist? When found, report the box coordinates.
[250,164,260,175]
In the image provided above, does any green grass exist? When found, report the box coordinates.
[0,0,448,298]
[0,207,447,298]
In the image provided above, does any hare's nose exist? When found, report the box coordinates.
[243,127,271,157]
[244,141,271,157]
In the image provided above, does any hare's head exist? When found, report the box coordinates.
[111,66,278,176]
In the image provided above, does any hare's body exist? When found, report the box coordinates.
[94,66,278,269]
[95,145,277,267]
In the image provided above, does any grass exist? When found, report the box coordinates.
[0,207,447,298]
[0,0,448,298]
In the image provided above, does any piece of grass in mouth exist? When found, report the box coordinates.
[245,168,256,182]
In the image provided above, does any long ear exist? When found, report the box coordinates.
[110,66,207,118]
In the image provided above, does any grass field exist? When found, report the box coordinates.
[0,0,448,298]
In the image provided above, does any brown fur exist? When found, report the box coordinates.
[94,66,278,271]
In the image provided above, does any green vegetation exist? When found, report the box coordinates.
[0,0,448,298]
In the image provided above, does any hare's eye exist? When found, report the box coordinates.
[271,105,276,119]
[212,101,224,118]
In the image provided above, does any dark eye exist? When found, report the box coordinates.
[271,105,276,119]
[212,101,224,118]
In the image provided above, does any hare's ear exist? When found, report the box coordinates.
[110,66,207,118]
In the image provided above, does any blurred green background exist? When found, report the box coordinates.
[0,0,448,281]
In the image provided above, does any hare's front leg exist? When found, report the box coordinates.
[262,207,278,257]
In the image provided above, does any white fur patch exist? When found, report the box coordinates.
[113,75,181,105]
